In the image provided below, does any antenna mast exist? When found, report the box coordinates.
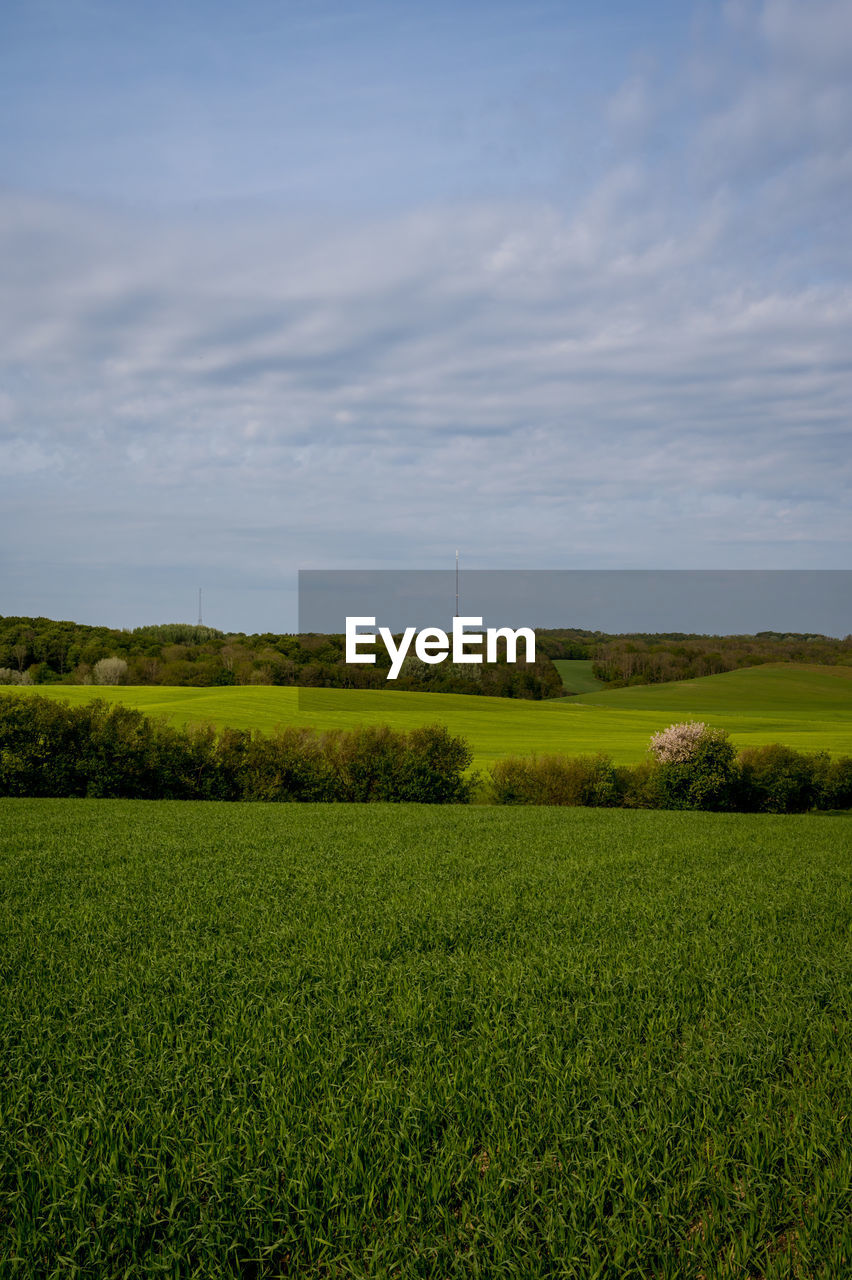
[197,588,203,627]
[455,550,459,619]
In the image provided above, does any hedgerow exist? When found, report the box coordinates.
[4,698,849,811]
[492,723,852,812]
[0,695,473,803]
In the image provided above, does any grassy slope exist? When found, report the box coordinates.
[552,658,604,693]
[2,799,850,1277]
[3,663,852,766]
[570,663,852,754]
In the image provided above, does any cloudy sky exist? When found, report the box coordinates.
[2,0,850,631]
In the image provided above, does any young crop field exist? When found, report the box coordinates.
[4,662,852,768]
[1,799,850,1277]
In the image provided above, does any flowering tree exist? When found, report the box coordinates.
[648,721,737,810]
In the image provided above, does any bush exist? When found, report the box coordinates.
[491,754,620,806]
[616,759,661,809]
[816,755,852,810]
[737,743,831,814]
[28,663,63,685]
[0,695,87,796]
[395,724,475,803]
[240,727,343,802]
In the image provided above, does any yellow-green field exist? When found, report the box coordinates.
[5,663,852,769]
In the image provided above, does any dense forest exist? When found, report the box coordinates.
[0,616,849,698]
[0,616,562,699]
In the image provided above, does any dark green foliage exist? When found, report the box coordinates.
[737,744,852,813]
[615,758,661,809]
[589,630,852,686]
[651,728,739,812]
[738,743,825,813]
[226,722,475,804]
[0,614,564,699]
[395,723,477,803]
[27,662,63,684]
[818,754,852,809]
[1,802,851,1277]
[490,753,621,806]
[0,696,222,801]
[0,695,473,803]
[236,727,342,802]
[535,630,596,660]
[492,737,849,813]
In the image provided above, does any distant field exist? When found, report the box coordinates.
[2,799,850,1277]
[3,663,852,767]
[552,658,604,694]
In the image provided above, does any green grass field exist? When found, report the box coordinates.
[552,659,605,694]
[5,663,852,768]
[1,799,850,1277]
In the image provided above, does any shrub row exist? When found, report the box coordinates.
[0,696,473,803]
[4,697,848,812]
[491,745,852,813]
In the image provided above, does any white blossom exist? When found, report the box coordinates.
[649,722,710,763]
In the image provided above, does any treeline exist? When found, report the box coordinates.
[2,615,850,697]
[0,696,472,803]
[0,616,562,700]
[535,630,603,661]
[536,627,852,685]
[589,632,852,686]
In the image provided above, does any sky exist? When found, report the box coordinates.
[1,0,850,632]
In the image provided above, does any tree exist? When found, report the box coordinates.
[648,722,737,811]
[93,657,128,685]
